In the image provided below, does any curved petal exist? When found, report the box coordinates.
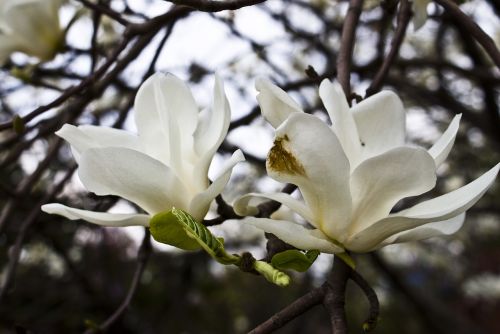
[134,73,198,167]
[267,113,352,242]
[352,91,406,160]
[189,150,245,221]
[256,78,303,128]
[192,74,231,190]
[56,124,141,163]
[380,213,465,247]
[347,163,499,252]
[41,203,150,227]
[4,0,62,60]
[241,217,344,253]
[349,147,436,235]
[234,192,314,225]
[319,79,361,167]
[428,114,461,167]
[78,147,189,215]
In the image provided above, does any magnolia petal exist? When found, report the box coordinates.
[0,35,18,64]
[412,0,430,30]
[352,91,406,160]
[349,147,436,235]
[381,213,465,247]
[241,217,344,253]
[347,163,500,252]
[256,78,303,128]
[428,114,461,167]
[189,150,245,222]
[4,0,62,60]
[41,203,150,227]
[134,73,198,166]
[78,147,188,215]
[319,79,361,167]
[193,75,231,190]
[233,192,315,225]
[267,113,352,242]
[56,124,140,163]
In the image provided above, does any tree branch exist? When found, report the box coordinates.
[163,0,266,12]
[84,229,152,333]
[248,284,326,334]
[365,0,411,96]
[323,256,351,334]
[434,0,500,68]
[336,0,364,96]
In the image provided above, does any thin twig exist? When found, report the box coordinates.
[77,0,130,26]
[336,0,364,96]
[84,229,152,334]
[163,0,266,12]
[0,165,77,303]
[365,0,411,96]
[248,284,326,334]
[350,269,379,331]
[434,0,500,68]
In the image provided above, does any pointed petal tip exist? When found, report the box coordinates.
[255,77,271,91]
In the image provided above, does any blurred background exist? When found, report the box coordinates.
[0,0,499,333]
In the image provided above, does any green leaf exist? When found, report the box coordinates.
[150,208,239,265]
[149,210,201,251]
[271,249,320,272]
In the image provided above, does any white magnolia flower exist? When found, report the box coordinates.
[42,73,244,226]
[234,78,499,253]
[0,0,64,64]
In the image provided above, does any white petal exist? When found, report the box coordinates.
[233,192,314,225]
[319,79,361,167]
[41,203,150,227]
[241,217,344,253]
[134,73,198,167]
[351,91,406,160]
[347,163,500,252]
[267,113,352,242]
[381,213,465,246]
[428,114,461,167]
[56,124,141,163]
[192,74,231,191]
[189,150,245,221]
[78,147,189,215]
[349,147,436,235]
[255,78,303,128]
[4,0,62,60]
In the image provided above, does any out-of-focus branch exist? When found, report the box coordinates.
[365,0,411,96]
[78,0,130,26]
[336,0,364,96]
[248,284,326,334]
[434,0,500,68]
[163,0,266,12]
[0,165,76,303]
[350,269,379,331]
[84,229,152,334]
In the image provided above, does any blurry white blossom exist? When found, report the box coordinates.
[0,0,65,64]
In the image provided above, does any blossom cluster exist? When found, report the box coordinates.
[42,72,499,255]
